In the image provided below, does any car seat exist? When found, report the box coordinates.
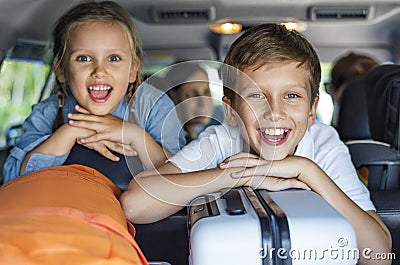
[336,77,371,141]
[366,64,400,149]
[370,189,400,265]
[353,64,400,263]
[345,64,400,191]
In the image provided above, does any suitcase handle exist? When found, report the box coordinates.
[224,189,246,215]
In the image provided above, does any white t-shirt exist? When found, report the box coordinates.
[169,121,375,211]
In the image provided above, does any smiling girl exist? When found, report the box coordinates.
[3,1,185,188]
[0,1,186,263]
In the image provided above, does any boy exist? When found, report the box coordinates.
[121,24,391,264]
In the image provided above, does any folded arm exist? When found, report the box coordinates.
[120,153,308,224]
[120,162,249,224]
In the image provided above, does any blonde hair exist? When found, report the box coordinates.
[51,1,143,131]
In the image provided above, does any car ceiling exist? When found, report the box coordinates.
[2,0,400,62]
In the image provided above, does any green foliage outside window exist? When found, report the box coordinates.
[0,60,51,148]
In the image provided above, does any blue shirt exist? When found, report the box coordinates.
[3,83,185,183]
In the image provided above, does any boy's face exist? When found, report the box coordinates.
[223,62,318,160]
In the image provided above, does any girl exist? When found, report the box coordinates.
[0,1,184,263]
[3,1,185,190]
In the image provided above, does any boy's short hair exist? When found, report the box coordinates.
[222,23,321,106]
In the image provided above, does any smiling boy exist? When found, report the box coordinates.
[121,23,391,264]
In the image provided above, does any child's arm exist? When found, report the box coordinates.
[121,121,169,169]
[223,155,392,265]
[68,106,168,169]
[119,156,308,224]
[20,123,96,175]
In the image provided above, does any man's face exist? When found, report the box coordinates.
[224,62,318,160]
[176,70,214,126]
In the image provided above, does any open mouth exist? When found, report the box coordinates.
[258,127,290,146]
[88,85,112,103]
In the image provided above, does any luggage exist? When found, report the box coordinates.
[0,165,148,265]
[188,187,357,265]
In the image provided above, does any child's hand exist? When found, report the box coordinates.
[219,153,310,191]
[67,105,137,158]
[78,139,133,162]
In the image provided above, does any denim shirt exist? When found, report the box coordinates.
[3,83,185,183]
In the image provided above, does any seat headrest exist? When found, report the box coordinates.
[365,64,400,149]
[336,77,371,141]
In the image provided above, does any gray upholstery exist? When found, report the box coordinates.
[371,190,400,264]
[342,65,400,191]
[336,77,371,141]
[347,65,400,264]
[365,64,400,150]
[346,140,400,190]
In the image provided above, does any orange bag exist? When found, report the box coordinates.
[0,164,148,265]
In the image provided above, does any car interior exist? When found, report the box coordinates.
[1,0,400,264]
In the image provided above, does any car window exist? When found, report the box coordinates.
[0,41,53,148]
[318,61,334,124]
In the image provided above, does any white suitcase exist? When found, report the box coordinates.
[188,187,358,265]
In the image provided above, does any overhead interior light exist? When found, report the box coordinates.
[281,21,307,32]
[210,22,242,34]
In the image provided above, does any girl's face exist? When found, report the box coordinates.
[224,62,318,161]
[56,21,138,115]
